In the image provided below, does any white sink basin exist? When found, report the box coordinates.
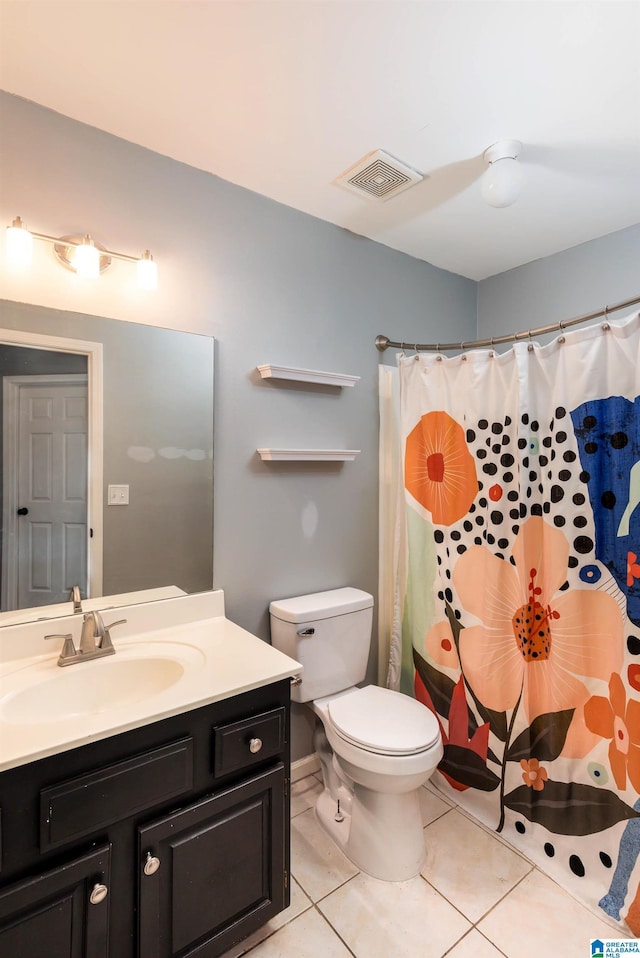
[1,642,205,725]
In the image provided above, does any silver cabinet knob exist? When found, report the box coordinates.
[249,737,263,754]
[89,882,108,905]
[143,852,161,876]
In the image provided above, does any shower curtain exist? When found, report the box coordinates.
[383,311,640,935]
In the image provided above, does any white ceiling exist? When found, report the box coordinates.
[1,1,639,281]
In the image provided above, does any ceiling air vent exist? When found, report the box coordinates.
[334,149,424,202]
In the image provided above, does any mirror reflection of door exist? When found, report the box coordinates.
[1,346,89,611]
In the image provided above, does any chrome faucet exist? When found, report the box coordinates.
[69,585,83,614]
[46,613,127,667]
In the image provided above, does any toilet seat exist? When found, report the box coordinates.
[327,686,440,756]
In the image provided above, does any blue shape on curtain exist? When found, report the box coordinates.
[599,797,640,920]
[571,395,640,627]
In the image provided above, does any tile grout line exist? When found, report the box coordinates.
[429,782,635,938]
[311,901,359,958]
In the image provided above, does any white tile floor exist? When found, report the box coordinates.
[222,774,634,958]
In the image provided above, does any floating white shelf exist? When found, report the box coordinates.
[257,448,361,462]
[257,364,360,387]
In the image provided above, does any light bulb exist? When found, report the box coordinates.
[481,140,524,208]
[6,216,33,267]
[74,235,100,278]
[137,250,157,291]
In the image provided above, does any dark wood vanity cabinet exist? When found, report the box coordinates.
[0,679,291,958]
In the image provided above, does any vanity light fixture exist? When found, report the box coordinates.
[5,216,158,290]
[481,139,524,208]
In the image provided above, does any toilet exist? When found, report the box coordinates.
[269,587,443,881]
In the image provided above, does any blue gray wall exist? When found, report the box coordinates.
[0,92,477,759]
[477,224,640,339]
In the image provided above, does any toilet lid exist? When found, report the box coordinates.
[327,686,440,755]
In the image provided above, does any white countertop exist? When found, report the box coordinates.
[0,590,302,773]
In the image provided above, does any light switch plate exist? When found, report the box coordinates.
[107,484,129,505]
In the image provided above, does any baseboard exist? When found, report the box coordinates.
[291,753,320,782]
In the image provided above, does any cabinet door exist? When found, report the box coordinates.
[0,844,110,958]
[139,765,285,958]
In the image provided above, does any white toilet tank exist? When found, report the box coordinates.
[269,588,374,703]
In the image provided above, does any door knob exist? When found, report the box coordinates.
[89,882,108,905]
[143,852,161,876]
[17,507,29,516]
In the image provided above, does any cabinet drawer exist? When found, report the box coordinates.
[213,707,286,778]
[40,738,193,852]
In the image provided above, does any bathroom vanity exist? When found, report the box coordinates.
[0,591,302,958]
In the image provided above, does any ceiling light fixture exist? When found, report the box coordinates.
[4,216,158,290]
[481,139,524,208]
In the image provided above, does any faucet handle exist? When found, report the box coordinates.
[45,633,77,664]
[101,618,127,651]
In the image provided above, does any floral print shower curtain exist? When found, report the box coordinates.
[396,312,640,936]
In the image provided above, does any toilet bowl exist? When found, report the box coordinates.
[269,588,444,881]
[313,685,443,880]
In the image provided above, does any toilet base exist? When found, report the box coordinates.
[315,782,426,882]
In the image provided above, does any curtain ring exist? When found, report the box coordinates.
[602,306,610,332]
[436,344,443,362]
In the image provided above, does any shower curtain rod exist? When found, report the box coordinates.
[374,293,640,354]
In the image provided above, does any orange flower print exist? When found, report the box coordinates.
[520,758,548,791]
[405,411,478,526]
[425,620,460,671]
[627,551,640,588]
[584,673,640,792]
[452,516,624,721]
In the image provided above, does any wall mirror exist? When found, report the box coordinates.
[0,299,214,627]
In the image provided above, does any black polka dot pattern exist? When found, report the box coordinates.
[429,401,600,589]
[628,635,640,656]
[569,855,585,878]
